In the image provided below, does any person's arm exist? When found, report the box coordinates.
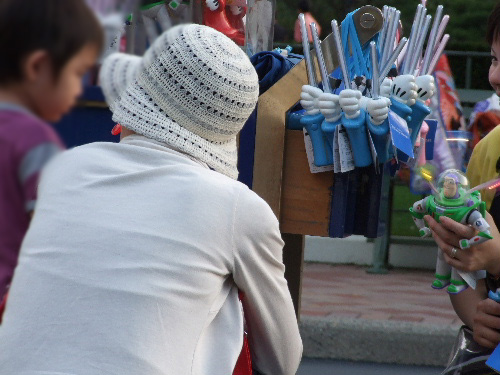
[16,124,64,217]
[294,19,301,43]
[232,189,302,375]
[449,278,487,327]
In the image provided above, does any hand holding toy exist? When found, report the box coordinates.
[415,75,435,102]
[318,93,341,122]
[339,89,362,119]
[380,77,392,98]
[410,169,495,294]
[366,97,391,125]
[391,74,418,106]
[300,85,323,115]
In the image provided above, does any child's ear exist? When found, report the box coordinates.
[22,50,52,83]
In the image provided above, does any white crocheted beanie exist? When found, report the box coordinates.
[112,24,259,179]
[100,25,188,109]
[99,53,142,110]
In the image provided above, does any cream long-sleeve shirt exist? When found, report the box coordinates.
[0,135,302,375]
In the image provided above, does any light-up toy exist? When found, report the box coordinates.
[410,168,498,294]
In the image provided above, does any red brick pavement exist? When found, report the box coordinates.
[300,263,463,326]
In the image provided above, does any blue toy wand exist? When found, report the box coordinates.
[328,19,353,238]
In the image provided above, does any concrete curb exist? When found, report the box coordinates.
[305,236,439,270]
[300,316,459,366]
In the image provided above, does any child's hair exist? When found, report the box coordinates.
[0,0,104,85]
[486,2,500,45]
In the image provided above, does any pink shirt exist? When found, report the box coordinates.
[294,12,321,43]
[0,104,63,297]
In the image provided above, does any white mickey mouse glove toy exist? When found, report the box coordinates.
[380,77,392,98]
[318,93,341,122]
[391,74,418,106]
[206,0,220,11]
[339,89,362,119]
[366,97,391,125]
[300,85,323,115]
[415,75,435,102]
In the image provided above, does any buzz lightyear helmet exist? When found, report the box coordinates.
[434,169,469,205]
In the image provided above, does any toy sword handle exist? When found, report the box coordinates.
[299,13,317,86]
[310,22,332,93]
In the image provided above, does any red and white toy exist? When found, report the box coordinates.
[203,0,245,46]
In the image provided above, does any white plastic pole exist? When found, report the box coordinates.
[427,34,450,74]
[421,5,443,75]
[310,22,331,93]
[299,13,317,86]
[331,19,351,86]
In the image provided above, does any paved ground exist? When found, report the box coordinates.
[298,263,462,366]
[300,263,461,326]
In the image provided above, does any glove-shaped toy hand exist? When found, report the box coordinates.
[339,89,362,119]
[300,85,323,115]
[391,74,418,106]
[415,75,435,102]
[367,97,391,125]
[318,93,341,122]
[380,77,392,98]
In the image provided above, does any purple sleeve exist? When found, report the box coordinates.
[16,124,64,212]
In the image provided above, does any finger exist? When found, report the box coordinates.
[425,216,460,247]
[371,109,388,117]
[342,105,359,112]
[442,251,464,268]
[440,216,477,239]
[473,333,498,349]
[480,299,500,316]
[475,326,500,347]
[340,97,359,105]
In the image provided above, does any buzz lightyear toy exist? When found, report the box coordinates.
[410,169,496,294]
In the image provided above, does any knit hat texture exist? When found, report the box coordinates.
[100,25,188,109]
[112,24,259,179]
[99,53,142,109]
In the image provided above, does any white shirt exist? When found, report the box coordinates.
[0,135,302,375]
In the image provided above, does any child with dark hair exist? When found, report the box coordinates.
[0,0,103,299]
[424,2,500,349]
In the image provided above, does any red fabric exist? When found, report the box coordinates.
[0,292,7,324]
[233,291,252,375]
[470,112,500,149]
[233,334,252,375]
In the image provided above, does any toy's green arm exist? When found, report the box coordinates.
[460,209,493,249]
[410,197,431,237]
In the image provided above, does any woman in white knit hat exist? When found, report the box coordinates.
[0,24,302,375]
